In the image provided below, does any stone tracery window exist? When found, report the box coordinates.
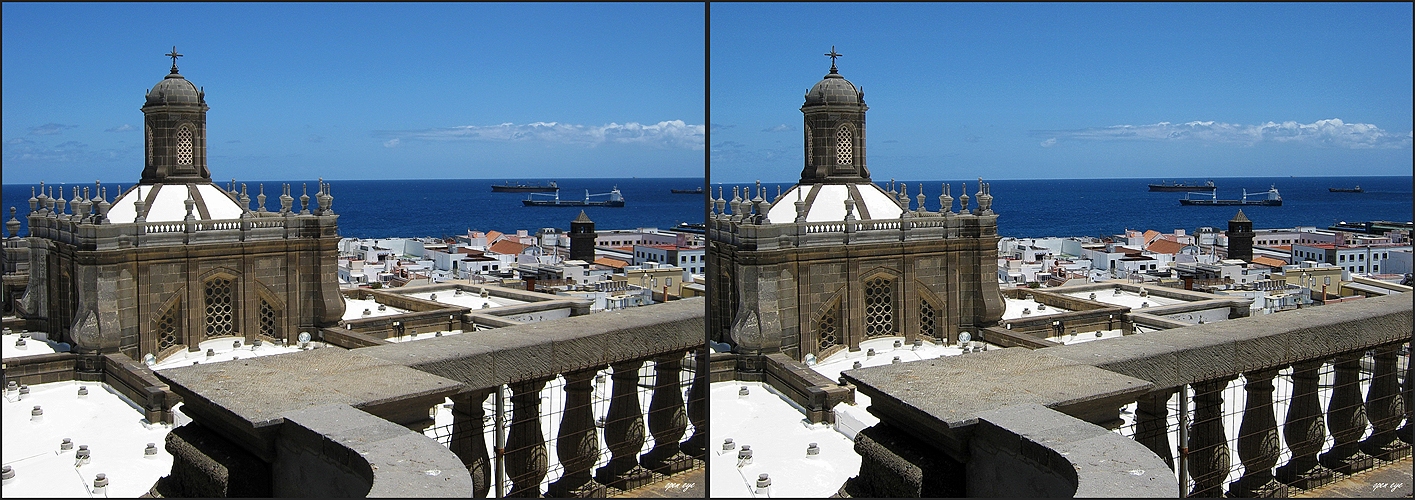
[836,126,853,165]
[204,277,234,338]
[817,297,841,351]
[919,298,938,340]
[176,125,194,165]
[156,302,180,352]
[806,126,813,167]
[259,298,278,338]
[146,124,154,167]
[864,276,893,338]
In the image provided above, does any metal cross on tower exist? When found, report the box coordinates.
[824,46,842,71]
[166,46,183,71]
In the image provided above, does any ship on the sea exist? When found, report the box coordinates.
[670,187,704,194]
[523,187,625,207]
[1149,180,1216,192]
[1180,186,1282,206]
[492,181,559,193]
[1329,186,1363,193]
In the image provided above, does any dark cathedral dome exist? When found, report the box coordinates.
[804,71,863,106]
[145,71,202,106]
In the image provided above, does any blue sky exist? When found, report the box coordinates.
[709,3,1413,184]
[2,2,705,185]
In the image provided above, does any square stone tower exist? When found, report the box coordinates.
[708,49,1005,375]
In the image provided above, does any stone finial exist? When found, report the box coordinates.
[96,187,111,224]
[917,184,927,214]
[133,186,147,223]
[239,183,251,212]
[55,185,69,218]
[940,183,954,215]
[279,184,293,215]
[898,182,909,210]
[257,184,267,212]
[776,184,783,202]
[843,197,856,221]
[958,182,970,213]
[299,183,311,215]
[29,186,39,213]
[6,207,19,238]
[319,180,333,214]
[794,186,807,223]
[714,186,726,219]
[184,190,197,222]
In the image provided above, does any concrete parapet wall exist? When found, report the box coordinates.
[103,352,178,424]
[1042,292,1412,391]
[968,403,1176,498]
[275,403,472,498]
[709,352,737,383]
[319,326,391,349]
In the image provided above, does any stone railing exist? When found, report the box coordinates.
[839,293,1411,497]
[24,207,336,251]
[153,297,705,497]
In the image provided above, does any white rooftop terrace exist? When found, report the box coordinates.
[3,331,69,359]
[1065,288,1184,309]
[1001,296,1068,319]
[2,380,175,498]
[403,290,525,309]
[342,297,410,321]
[149,335,305,371]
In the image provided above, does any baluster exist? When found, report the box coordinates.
[1401,342,1413,445]
[1228,368,1287,497]
[1133,389,1175,471]
[596,360,652,490]
[1359,343,1410,460]
[640,353,691,474]
[680,347,708,458]
[548,368,606,497]
[1319,351,1374,474]
[449,389,493,498]
[1276,360,1333,490]
[1187,375,1236,498]
[507,379,549,497]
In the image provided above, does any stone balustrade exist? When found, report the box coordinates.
[152,297,704,497]
[839,293,1410,497]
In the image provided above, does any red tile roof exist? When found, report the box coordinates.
[1145,239,1187,255]
[487,240,531,255]
[1251,256,1288,269]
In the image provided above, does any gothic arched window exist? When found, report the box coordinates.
[919,298,938,341]
[864,276,894,338]
[156,301,180,353]
[817,297,841,351]
[176,125,194,165]
[836,126,853,165]
[259,298,279,339]
[204,277,235,338]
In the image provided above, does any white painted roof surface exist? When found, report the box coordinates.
[1064,289,1183,309]
[403,291,524,309]
[341,298,410,320]
[710,381,861,498]
[105,183,244,223]
[2,331,67,359]
[1046,328,1125,345]
[764,184,903,223]
[1,380,175,498]
[384,329,466,343]
[150,335,303,370]
[1001,297,1068,319]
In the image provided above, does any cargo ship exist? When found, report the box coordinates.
[523,188,625,207]
[492,181,558,193]
[1180,186,1282,206]
[1328,186,1363,193]
[1149,180,1216,192]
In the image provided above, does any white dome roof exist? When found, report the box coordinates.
[764,183,903,224]
[107,183,244,223]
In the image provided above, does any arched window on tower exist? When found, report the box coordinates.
[146,124,153,167]
[919,298,939,342]
[836,126,853,165]
[806,126,813,167]
[204,277,235,339]
[817,296,841,352]
[864,276,894,338]
[155,301,180,354]
[176,125,194,165]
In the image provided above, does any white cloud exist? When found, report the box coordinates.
[105,124,135,132]
[377,120,704,150]
[383,138,400,148]
[28,123,77,135]
[762,124,794,132]
[1039,138,1058,148]
[1032,118,1411,149]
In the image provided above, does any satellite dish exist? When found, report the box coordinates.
[298,332,312,343]
[958,332,972,344]
[143,353,156,366]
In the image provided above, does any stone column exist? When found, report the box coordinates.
[449,389,493,498]
[507,378,549,497]
[596,360,652,490]
[1320,351,1374,475]
[1228,368,1287,498]
[1400,342,1413,445]
[1359,343,1410,461]
[1276,360,1333,490]
[1133,389,1175,471]
[680,348,708,458]
[640,354,692,474]
[548,368,607,497]
[1187,376,1236,498]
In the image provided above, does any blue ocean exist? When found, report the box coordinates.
[3,176,1410,240]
